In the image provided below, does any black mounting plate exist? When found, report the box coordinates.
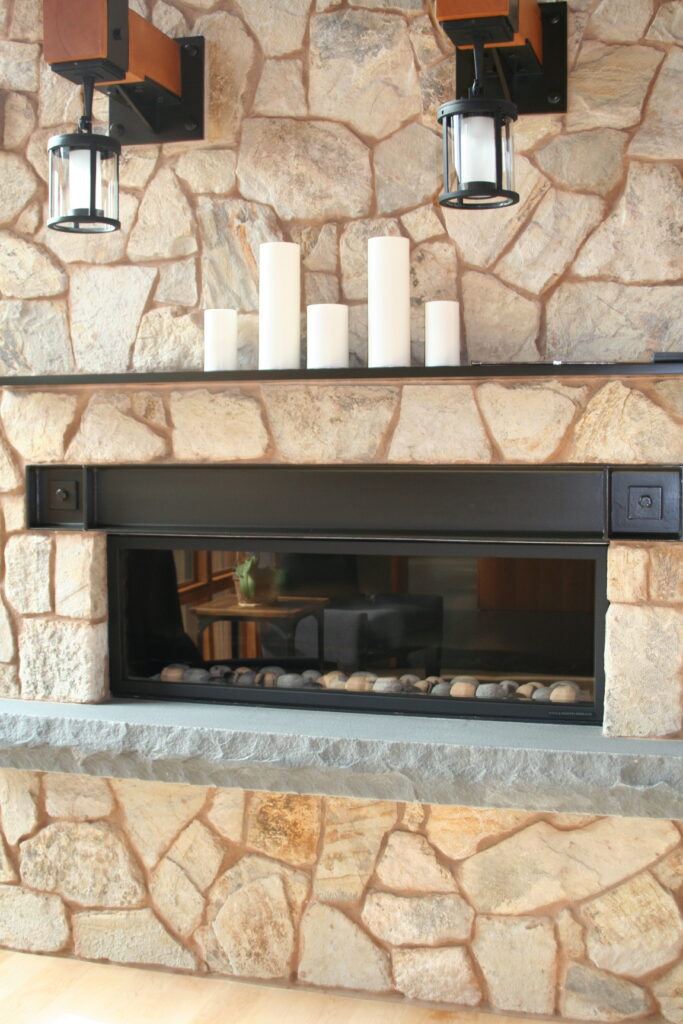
[105,35,204,146]
[455,2,567,114]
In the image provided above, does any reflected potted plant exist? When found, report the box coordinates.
[233,554,281,606]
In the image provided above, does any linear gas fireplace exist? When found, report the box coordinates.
[28,464,682,725]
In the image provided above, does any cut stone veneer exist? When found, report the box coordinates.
[0,375,681,740]
[0,767,681,1022]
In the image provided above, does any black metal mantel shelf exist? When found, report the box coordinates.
[1,361,682,388]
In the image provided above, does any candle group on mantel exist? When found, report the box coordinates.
[204,234,460,372]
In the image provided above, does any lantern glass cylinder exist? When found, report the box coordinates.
[438,97,518,210]
[48,133,120,233]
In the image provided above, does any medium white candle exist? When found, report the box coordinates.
[425,301,460,366]
[259,241,301,370]
[367,236,411,368]
[459,116,497,185]
[204,309,238,371]
[307,304,349,369]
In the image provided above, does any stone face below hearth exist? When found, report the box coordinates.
[1,767,682,1021]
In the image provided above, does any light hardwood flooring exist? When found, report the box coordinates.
[0,949,541,1024]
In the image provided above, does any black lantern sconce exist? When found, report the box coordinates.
[435,0,567,210]
[44,0,204,233]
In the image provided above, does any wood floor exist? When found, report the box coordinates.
[0,949,539,1024]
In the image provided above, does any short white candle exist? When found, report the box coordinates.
[367,236,411,368]
[425,301,460,367]
[204,309,238,371]
[307,304,349,369]
[259,241,301,370]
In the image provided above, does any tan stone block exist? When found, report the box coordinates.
[569,382,683,464]
[207,854,309,927]
[73,908,197,969]
[236,0,309,56]
[557,909,586,960]
[66,393,166,464]
[0,768,39,846]
[0,664,19,698]
[150,858,204,939]
[195,11,254,144]
[375,831,457,893]
[265,385,398,463]
[400,205,444,244]
[170,389,268,461]
[0,390,77,462]
[588,0,654,42]
[653,960,683,1023]
[630,49,683,161]
[0,230,65,299]
[167,820,224,892]
[399,802,425,831]
[69,266,156,374]
[459,818,680,914]
[409,239,459,351]
[409,12,448,66]
[362,890,473,945]
[388,385,491,463]
[175,149,237,194]
[462,271,540,365]
[607,544,649,604]
[535,129,627,196]
[426,805,535,861]
[304,271,340,306]
[119,145,158,189]
[654,846,683,895]
[55,533,107,620]
[574,162,682,284]
[308,10,420,140]
[314,797,396,902]
[392,946,481,1006]
[374,123,440,214]
[0,594,17,664]
[567,42,663,131]
[3,93,35,150]
[561,962,652,1022]
[111,779,207,869]
[44,774,113,821]
[340,217,401,300]
[604,604,683,738]
[253,59,307,117]
[495,188,604,294]
[0,152,37,226]
[0,432,22,493]
[213,874,295,979]
[237,118,373,221]
[19,619,108,704]
[153,260,199,307]
[1,495,25,533]
[0,41,40,91]
[127,168,196,261]
[0,885,68,952]
[472,915,556,1014]
[650,545,683,604]
[292,223,338,274]
[246,792,321,868]
[298,903,391,992]
[5,534,51,614]
[198,196,282,311]
[477,383,578,462]
[10,0,43,43]
[0,833,16,882]
[0,299,73,377]
[207,789,245,843]
[582,872,683,977]
[129,392,167,428]
[20,822,145,908]
[647,1,683,42]
[133,309,202,373]
[655,380,683,420]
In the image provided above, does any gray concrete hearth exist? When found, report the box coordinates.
[1,698,681,819]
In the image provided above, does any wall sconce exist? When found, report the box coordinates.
[435,0,567,210]
[43,0,204,233]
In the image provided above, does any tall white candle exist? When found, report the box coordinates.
[259,241,301,370]
[425,301,460,367]
[459,116,496,185]
[367,236,411,368]
[69,148,101,211]
[307,304,349,369]
[204,309,238,371]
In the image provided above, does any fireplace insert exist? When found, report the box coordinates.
[28,463,682,725]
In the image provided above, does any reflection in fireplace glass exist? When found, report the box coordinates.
[123,547,597,708]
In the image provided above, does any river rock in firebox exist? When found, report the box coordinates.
[550,679,581,693]
[372,677,403,694]
[302,670,322,683]
[320,671,348,689]
[209,664,231,679]
[549,684,579,703]
[476,683,503,699]
[276,673,305,689]
[255,667,285,687]
[233,670,257,687]
[498,679,519,696]
[451,675,479,685]
[160,665,188,682]
[450,680,477,698]
[516,682,544,699]
[182,667,211,683]
[346,674,374,693]
[399,674,421,687]
[532,686,552,701]
[431,681,452,697]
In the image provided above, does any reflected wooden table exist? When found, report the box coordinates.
[192,594,328,666]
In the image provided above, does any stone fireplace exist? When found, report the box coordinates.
[1,370,683,1022]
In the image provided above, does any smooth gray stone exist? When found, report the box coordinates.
[476,683,503,700]
[372,678,403,694]
[532,687,553,701]
[499,680,520,696]
[399,674,421,686]
[302,670,322,682]
[430,682,452,697]
[233,671,257,688]
[182,668,211,684]
[549,680,581,692]
[209,665,231,678]
[0,699,682,820]
[277,674,305,689]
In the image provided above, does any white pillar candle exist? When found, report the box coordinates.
[459,116,497,185]
[367,236,411,368]
[204,309,238,371]
[69,148,100,211]
[307,304,349,369]
[259,241,301,370]
[425,301,460,367]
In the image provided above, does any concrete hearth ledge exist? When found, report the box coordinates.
[0,699,681,819]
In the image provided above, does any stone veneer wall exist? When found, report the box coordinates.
[0,375,682,737]
[1,768,683,1021]
[0,0,681,371]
